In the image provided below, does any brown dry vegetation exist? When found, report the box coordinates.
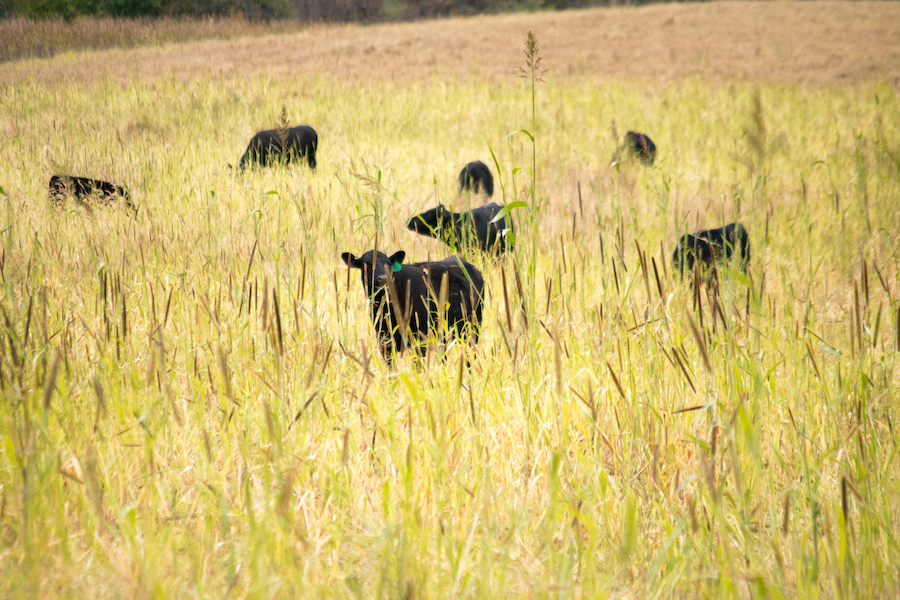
[2,1,899,87]
[0,16,311,64]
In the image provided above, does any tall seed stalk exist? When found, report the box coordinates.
[518,30,545,316]
[491,31,546,319]
[276,104,290,163]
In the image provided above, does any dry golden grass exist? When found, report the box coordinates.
[2,4,900,598]
[2,1,899,87]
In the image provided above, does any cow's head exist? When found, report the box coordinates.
[672,234,700,278]
[342,250,406,296]
[407,205,452,239]
[673,234,720,280]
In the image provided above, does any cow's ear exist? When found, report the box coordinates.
[389,251,405,272]
[341,252,359,268]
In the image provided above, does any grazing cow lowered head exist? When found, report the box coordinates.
[341,249,485,364]
[49,175,134,213]
[406,202,513,255]
[237,125,317,171]
[611,131,657,166]
[458,161,494,197]
[673,222,750,279]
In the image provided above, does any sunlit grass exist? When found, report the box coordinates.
[0,45,899,599]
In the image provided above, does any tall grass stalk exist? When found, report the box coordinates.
[521,31,543,318]
[497,30,546,319]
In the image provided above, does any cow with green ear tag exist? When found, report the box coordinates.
[341,250,485,365]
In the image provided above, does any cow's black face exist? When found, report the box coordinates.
[407,205,451,237]
[342,250,406,296]
[672,245,694,276]
[674,234,706,277]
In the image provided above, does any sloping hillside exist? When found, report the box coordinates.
[2,1,898,86]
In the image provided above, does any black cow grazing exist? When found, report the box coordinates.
[407,202,512,255]
[673,222,750,278]
[458,161,494,197]
[237,125,317,170]
[342,250,484,363]
[611,131,657,166]
[49,175,133,212]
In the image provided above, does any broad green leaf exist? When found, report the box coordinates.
[503,129,534,142]
[490,200,528,223]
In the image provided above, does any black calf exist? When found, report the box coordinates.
[458,161,494,197]
[342,250,484,363]
[673,222,750,278]
[237,125,317,170]
[407,202,512,254]
[49,175,133,212]
[611,131,657,166]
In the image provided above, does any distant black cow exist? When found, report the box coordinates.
[49,175,133,212]
[342,250,484,363]
[237,125,317,170]
[407,202,512,254]
[611,131,656,166]
[673,222,750,278]
[458,161,494,197]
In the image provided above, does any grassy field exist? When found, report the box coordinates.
[2,2,900,598]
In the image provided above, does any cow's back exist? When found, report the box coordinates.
[421,257,484,328]
[389,266,433,337]
[48,174,130,209]
[471,202,511,253]
[239,125,317,169]
[697,222,750,270]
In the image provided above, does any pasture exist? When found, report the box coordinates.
[1,2,900,597]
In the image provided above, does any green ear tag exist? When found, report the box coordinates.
[390,262,402,273]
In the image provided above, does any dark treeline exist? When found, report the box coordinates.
[5,0,663,22]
